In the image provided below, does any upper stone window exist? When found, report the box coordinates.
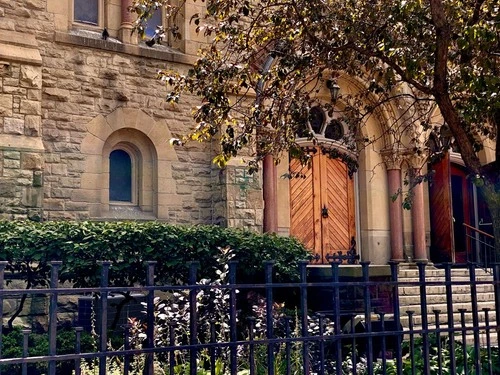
[73,0,99,26]
[145,8,163,38]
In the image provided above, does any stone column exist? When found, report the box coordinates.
[119,0,137,44]
[263,154,278,233]
[410,156,428,262]
[383,151,405,262]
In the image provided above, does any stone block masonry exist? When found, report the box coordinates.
[0,3,265,231]
[0,29,44,221]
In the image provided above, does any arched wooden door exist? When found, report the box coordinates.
[289,151,356,264]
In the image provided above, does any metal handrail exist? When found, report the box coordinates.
[463,222,494,239]
[463,222,495,271]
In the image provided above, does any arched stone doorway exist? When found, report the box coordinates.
[288,104,357,264]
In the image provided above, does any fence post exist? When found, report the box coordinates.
[444,263,457,374]
[0,261,8,375]
[188,262,199,375]
[493,264,500,364]
[48,261,62,375]
[389,261,402,375]
[99,261,111,375]
[417,262,430,375]
[468,262,481,375]
[21,329,30,375]
[74,327,83,375]
[123,324,131,375]
[299,261,309,375]
[228,261,238,375]
[361,261,373,374]
[247,317,256,375]
[330,261,342,375]
[145,261,157,375]
[264,261,275,375]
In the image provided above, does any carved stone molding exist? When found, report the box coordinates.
[380,148,411,170]
[408,151,429,170]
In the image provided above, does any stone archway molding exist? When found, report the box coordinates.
[77,107,178,219]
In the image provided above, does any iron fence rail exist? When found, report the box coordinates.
[0,261,498,375]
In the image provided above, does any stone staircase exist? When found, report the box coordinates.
[397,266,497,345]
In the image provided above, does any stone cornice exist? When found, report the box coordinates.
[54,32,197,66]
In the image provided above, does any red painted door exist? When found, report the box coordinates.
[429,153,454,262]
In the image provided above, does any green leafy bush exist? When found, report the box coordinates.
[0,326,95,375]
[0,220,310,287]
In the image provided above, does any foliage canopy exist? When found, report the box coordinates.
[131,0,500,252]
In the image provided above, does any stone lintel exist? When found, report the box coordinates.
[0,134,45,152]
[0,31,42,66]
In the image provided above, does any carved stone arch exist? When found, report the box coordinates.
[79,108,178,219]
[335,73,398,150]
[101,128,157,215]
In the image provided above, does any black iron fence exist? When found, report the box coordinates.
[0,260,499,375]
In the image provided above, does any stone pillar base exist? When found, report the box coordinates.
[119,25,137,44]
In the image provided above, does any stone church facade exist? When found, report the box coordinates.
[0,0,494,265]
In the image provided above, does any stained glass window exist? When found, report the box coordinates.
[309,106,325,134]
[325,119,344,141]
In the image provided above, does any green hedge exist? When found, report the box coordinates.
[0,221,310,287]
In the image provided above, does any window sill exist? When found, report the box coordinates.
[54,30,196,65]
[99,204,157,221]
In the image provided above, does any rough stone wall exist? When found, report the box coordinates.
[0,34,45,220]
[37,39,216,222]
[0,0,264,230]
[214,164,263,232]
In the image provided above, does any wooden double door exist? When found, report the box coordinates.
[289,151,356,264]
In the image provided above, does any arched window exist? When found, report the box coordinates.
[109,149,132,202]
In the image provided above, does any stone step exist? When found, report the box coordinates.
[400,329,499,347]
[399,291,495,305]
[398,284,494,296]
[400,301,495,319]
[399,309,496,327]
[398,276,493,283]
[398,268,493,278]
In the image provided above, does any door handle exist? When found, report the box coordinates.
[321,205,329,218]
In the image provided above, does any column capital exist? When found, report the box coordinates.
[408,151,428,170]
[380,148,411,170]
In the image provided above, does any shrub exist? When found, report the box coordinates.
[0,220,309,287]
[0,327,95,375]
[0,220,310,330]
